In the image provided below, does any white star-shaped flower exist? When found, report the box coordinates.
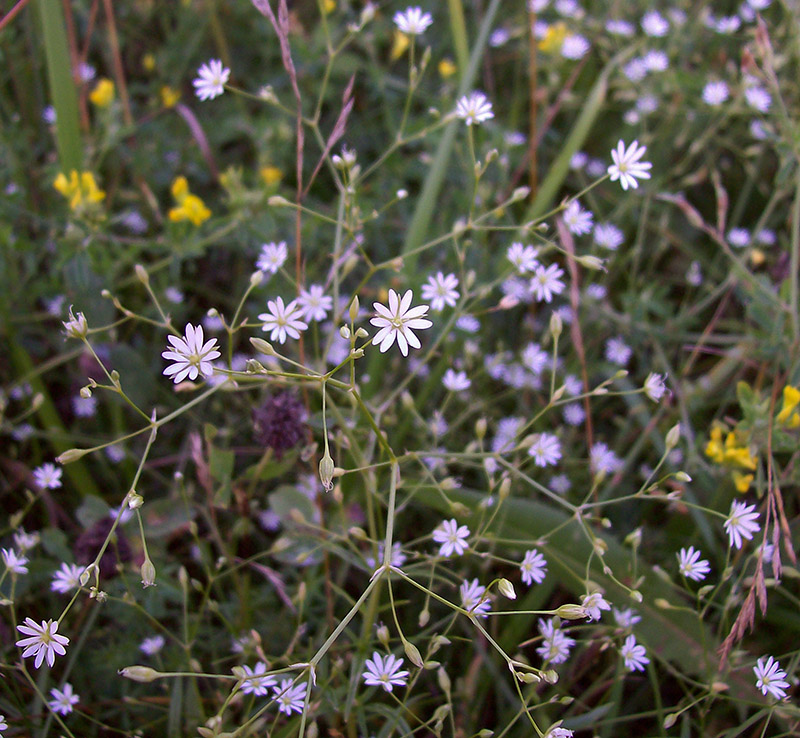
[370,289,432,356]
[193,59,230,101]
[607,140,652,191]
[162,324,221,383]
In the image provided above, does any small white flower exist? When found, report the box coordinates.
[643,50,668,72]
[443,368,471,392]
[724,500,760,549]
[620,635,649,671]
[297,284,333,322]
[421,272,460,311]
[272,678,307,715]
[456,91,494,126]
[606,19,634,36]
[62,307,88,338]
[140,635,166,656]
[162,324,221,383]
[605,336,632,366]
[0,715,7,733]
[362,652,409,692]
[393,6,433,35]
[536,618,575,664]
[563,200,593,235]
[193,59,230,101]
[608,140,652,191]
[13,529,40,551]
[48,683,79,715]
[623,58,648,82]
[728,228,750,247]
[745,85,772,113]
[530,264,566,303]
[51,563,84,593]
[256,241,288,274]
[561,34,590,59]
[460,578,491,617]
[370,289,432,356]
[258,297,308,344]
[520,549,548,585]
[703,80,729,105]
[365,541,407,570]
[581,591,611,621]
[528,433,562,467]
[240,662,277,696]
[2,548,28,575]
[16,618,70,669]
[677,546,711,581]
[33,462,63,490]
[522,342,548,375]
[643,373,667,402]
[562,403,585,425]
[753,655,790,700]
[641,10,669,36]
[432,519,470,557]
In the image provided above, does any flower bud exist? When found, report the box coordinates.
[550,311,563,339]
[576,255,605,271]
[555,604,586,620]
[141,558,156,588]
[319,451,335,491]
[249,270,264,286]
[119,665,161,683]
[403,640,424,668]
[376,623,390,647]
[267,195,291,206]
[510,186,530,202]
[437,667,451,695]
[57,448,89,464]
[665,422,681,450]
[127,491,144,509]
[249,337,276,355]
[135,264,149,285]
[498,578,516,600]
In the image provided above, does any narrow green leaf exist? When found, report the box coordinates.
[36,0,82,172]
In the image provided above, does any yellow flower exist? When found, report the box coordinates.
[391,30,410,60]
[438,58,457,78]
[160,86,181,108]
[776,385,800,427]
[704,425,725,464]
[538,22,567,53]
[732,471,754,494]
[142,53,156,72]
[322,0,335,13]
[722,432,757,470]
[168,176,210,226]
[54,170,106,211]
[260,166,283,186]
[89,78,115,108]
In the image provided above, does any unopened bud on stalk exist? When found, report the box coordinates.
[498,578,516,600]
[249,270,264,286]
[403,640,424,668]
[666,422,681,450]
[134,264,149,285]
[141,558,156,588]
[349,296,360,322]
[510,186,530,202]
[555,604,586,620]
[376,623,390,646]
[249,337,276,355]
[127,491,144,509]
[319,451,335,492]
[57,448,89,464]
[437,667,451,694]
[80,386,92,399]
[119,665,161,683]
[498,477,511,499]
[475,417,487,441]
[550,311,563,339]
[576,254,605,270]
[267,195,291,207]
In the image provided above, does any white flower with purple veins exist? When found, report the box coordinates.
[443,368,471,392]
[432,519,470,557]
[522,342,548,375]
[724,500,761,549]
[581,591,611,621]
[561,34,590,59]
[240,662,277,696]
[562,403,585,426]
[49,683,79,715]
[51,563,84,593]
[643,50,668,72]
[620,635,649,671]
[536,618,575,664]
[528,433,562,467]
[530,264,566,303]
[644,372,667,402]
[608,140,652,191]
[591,442,622,474]
[258,297,308,344]
[605,336,632,365]
[421,272,459,311]
[140,635,166,656]
[33,462,63,490]
[273,678,307,715]
[456,91,494,126]
[14,529,39,552]
[2,548,28,575]
[16,618,69,669]
[753,656,790,700]
[256,241,288,274]
[162,324,221,383]
[563,200,593,235]
[193,59,230,101]
[362,652,410,692]
[641,10,669,36]
[703,81,729,105]
[507,242,539,273]
[370,289,432,356]
[613,607,641,628]
[297,284,333,322]
[728,228,750,247]
[393,6,433,35]
[520,549,548,585]
[460,578,491,617]
[366,541,407,570]
[677,546,711,581]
